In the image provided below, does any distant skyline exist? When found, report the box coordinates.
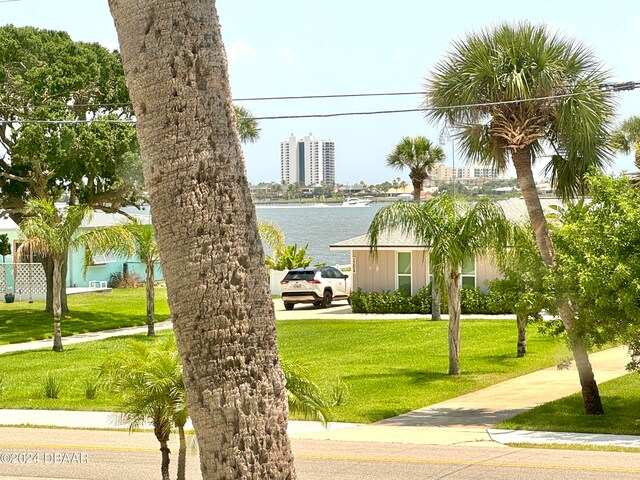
[2,0,639,184]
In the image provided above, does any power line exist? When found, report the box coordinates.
[3,82,637,112]
[0,82,637,125]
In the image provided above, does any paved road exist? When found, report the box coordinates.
[1,428,639,480]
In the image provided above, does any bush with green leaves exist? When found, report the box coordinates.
[350,284,516,315]
[265,243,312,270]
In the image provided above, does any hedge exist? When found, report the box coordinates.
[349,281,515,315]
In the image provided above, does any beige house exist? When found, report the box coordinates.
[330,197,562,295]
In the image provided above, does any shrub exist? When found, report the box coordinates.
[84,380,98,400]
[109,271,142,288]
[43,373,61,399]
[349,282,518,315]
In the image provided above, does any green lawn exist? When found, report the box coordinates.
[496,373,640,435]
[0,320,568,423]
[0,288,170,345]
[277,319,569,422]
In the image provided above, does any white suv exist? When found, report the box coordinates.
[280,266,351,310]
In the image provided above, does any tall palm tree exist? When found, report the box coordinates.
[109,1,295,477]
[611,116,640,174]
[18,200,92,352]
[386,136,445,203]
[368,195,510,375]
[387,136,446,320]
[81,220,159,336]
[425,22,614,414]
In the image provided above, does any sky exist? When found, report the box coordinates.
[2,0,639,184]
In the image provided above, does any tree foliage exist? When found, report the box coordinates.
[549,174,640,361]
[0,25,144,216]
[386,136,445,202]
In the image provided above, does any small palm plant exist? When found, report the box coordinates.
[99,337,330,480]
[98,338,186,480]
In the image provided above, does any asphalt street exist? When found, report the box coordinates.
[1,427,639,480]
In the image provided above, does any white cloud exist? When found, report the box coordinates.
[228,40,256,62]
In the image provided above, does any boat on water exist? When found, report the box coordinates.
[341,197,371,207]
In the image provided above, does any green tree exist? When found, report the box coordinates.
[387,136,446,320]
[0,233,10,262]
[98,338,187,480]
[550,175,640,364]
[425,21,615,414]
[493,223,550,357]
[368,195,510,375]
[387,136,445,204]
[611,116,640,174]
[0,25,145,314]
[81,220,158,336]
[109,0,295,476]
[18,200,92,352]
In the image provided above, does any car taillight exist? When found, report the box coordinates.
[306,279,321,284]
[280,280,289,284]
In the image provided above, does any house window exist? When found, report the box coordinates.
[397,251,412,296]
[462,256,475,288]
[92,253,117,265]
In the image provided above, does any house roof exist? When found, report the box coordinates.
[330,197,564,250]
[0,205,151,233]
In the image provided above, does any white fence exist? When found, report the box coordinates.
[0,262,47,301]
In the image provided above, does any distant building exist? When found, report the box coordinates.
[430,164,505,183]
[280,133,335,185]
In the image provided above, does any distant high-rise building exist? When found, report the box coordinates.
[280,133,335,185]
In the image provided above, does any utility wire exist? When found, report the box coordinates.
[0,82,637,125]
[3,82,637,112]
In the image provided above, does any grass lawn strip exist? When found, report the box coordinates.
[0,288,170,345]
[0,320,568,423]
[496,373,640,436]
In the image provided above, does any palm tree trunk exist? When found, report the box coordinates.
[445,268,461,375]
[109,1,296,478]
[159,440,170,480]
[146,260,155,337]
[177,424,187,480]
[512,151,555,266]
[52,257,63,352]
[516,313,527,357]
[512,148,603,414]
[431,282,441,321]
[411,181,422,203]
[45,253,69,314]
[570,334,604,414]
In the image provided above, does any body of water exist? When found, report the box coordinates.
[256,203,387,266]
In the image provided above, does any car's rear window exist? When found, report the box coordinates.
[284,271,315,281]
